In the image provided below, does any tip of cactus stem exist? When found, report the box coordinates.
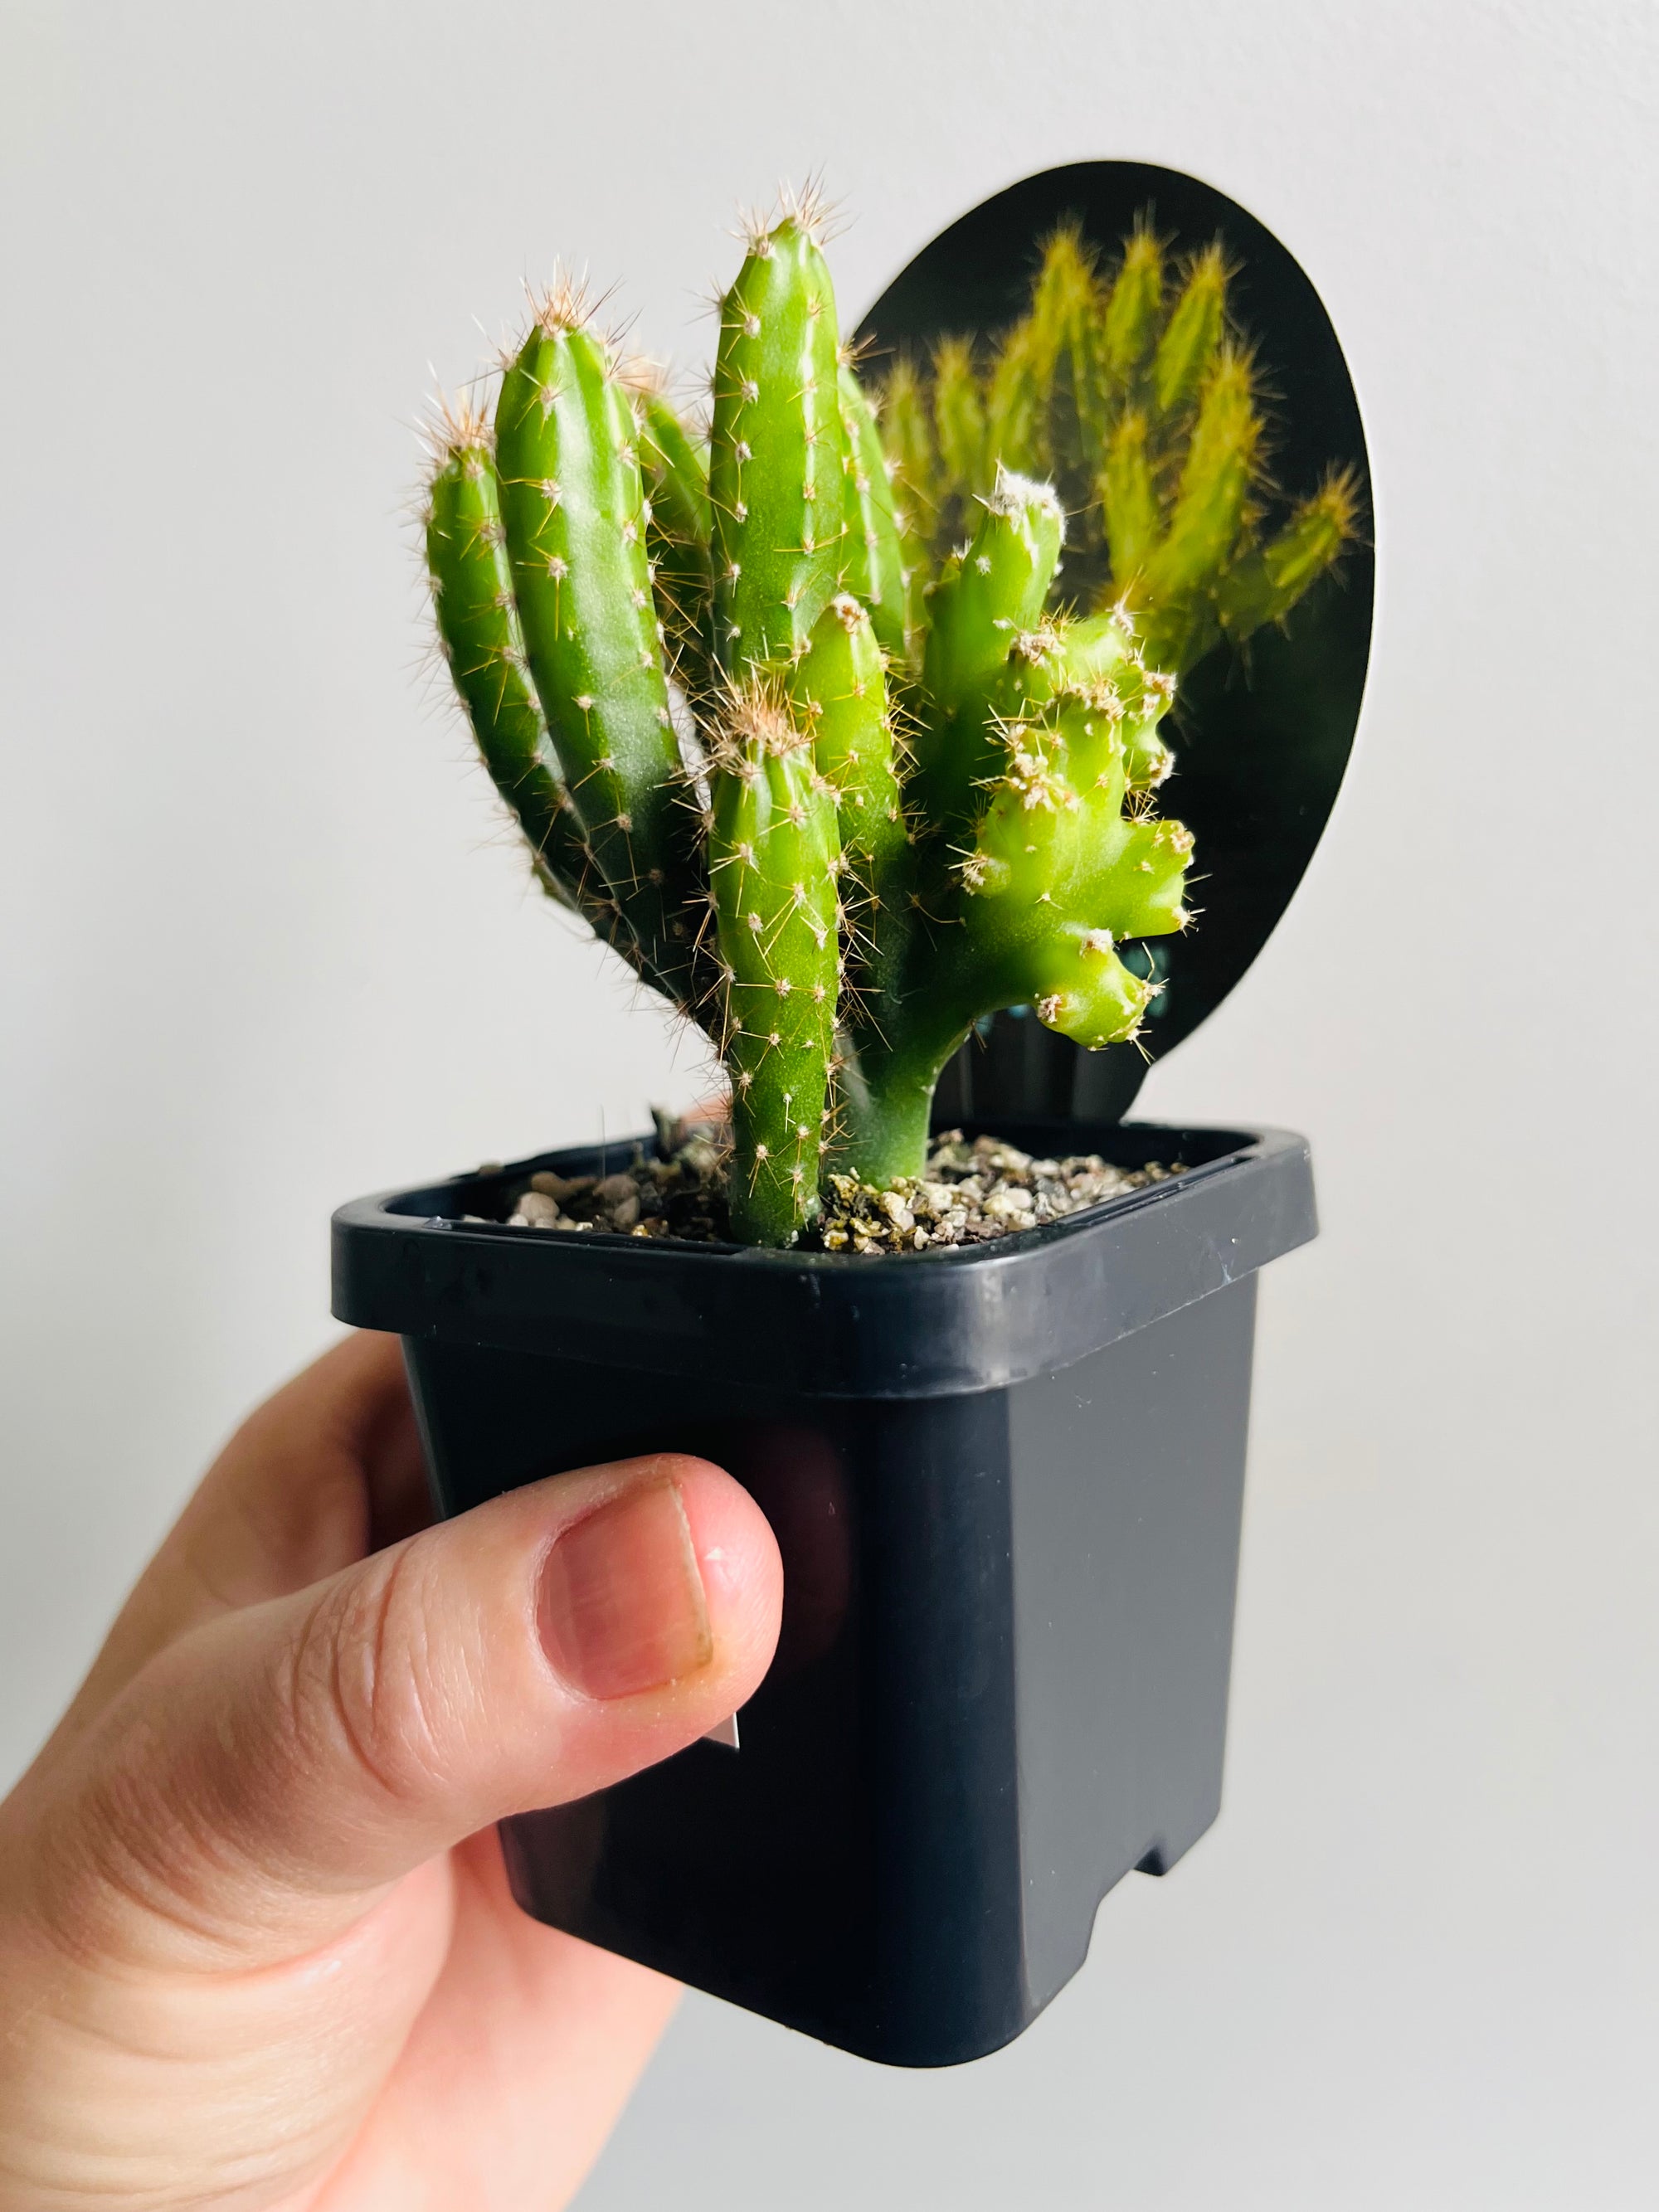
[527,269,602,342]
[1311,463,1366,543]
[1202,343,1260,416]
[709,678,814,774]
[737,176,840,255]
[931,330,977,379]
[1182,238,1233,295]
[1037,219,1097,272]
[418,387,491,465]
[987,464,1067,541]
[1120,216,1165,270]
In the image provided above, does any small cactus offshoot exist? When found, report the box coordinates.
[424,194,1357,1247]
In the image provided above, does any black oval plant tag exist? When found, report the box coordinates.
[855,161,1374,1125]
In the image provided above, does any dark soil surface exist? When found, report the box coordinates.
[489,1122,1185,1255]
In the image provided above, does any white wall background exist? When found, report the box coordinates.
[2,2,1656,2204]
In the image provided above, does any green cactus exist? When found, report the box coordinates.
[425,396,627,952]
[708,686,842,1245]
[422,197,1357,1246]
[711,216,847,672]
[628,362,715,699]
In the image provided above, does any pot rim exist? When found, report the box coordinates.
[332,1119,1317,1400]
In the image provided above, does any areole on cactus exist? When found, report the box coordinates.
[423,192,1357,1247]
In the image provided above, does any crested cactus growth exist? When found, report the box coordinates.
[423,194,1356,1247]
[879,217,1362,676]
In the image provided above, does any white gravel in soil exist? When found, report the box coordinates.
[491,1126,1185,1255]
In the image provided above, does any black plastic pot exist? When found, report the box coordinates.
[332,1118,1314,2067]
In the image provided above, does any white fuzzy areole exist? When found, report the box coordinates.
[988,462,1067,545]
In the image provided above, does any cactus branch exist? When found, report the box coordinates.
[494,300,700,995]
[1151,243,1229,420]
[711,216,847,675]
[708,687,841,1244]
[631,371,715,702]
[789,593,905,885]
[424,406,632,949]
[917,468,1065,830]
[1101,221,1165,383]
[837,362,907,659]
[1217,465,1364,639]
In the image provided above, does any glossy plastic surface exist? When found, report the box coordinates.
[331,1121,1316,2064]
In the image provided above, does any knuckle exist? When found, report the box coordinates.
[280,1543,454,1807]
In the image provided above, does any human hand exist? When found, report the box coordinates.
[0,1331,783,2210]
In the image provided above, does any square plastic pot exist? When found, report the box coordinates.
[331,1118,1315,2067]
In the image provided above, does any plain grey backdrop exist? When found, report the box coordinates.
[2,2,1656,2205]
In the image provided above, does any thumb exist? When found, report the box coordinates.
[31,1454,781,1967]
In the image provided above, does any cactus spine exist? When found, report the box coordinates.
[425,197,1360,1245]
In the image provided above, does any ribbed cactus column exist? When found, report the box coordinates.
[787,593,904,882]
[632,369,714,700]
[495,294,697,997]
[423,403,596,918]
[711,215,846,675]
[709,692,841,1245]
[917,468,1066,828]
[837,365,907,659]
